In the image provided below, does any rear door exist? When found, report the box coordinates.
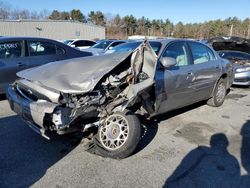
[155,41,196,114]
[187,42,221,102]
[26,40,64,68]
[0,40,29,93]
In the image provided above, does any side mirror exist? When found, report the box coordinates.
[71,44,76,48]
[160,57,177,68]
[108,46,113,50]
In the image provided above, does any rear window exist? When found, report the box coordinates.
[0,41,23,59]
[28,41,56,56]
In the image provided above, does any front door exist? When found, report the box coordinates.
[155,41,196,115]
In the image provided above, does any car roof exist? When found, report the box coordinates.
[0,36,58,41]
[66,39,95,42]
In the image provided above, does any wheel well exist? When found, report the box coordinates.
[220,73,228,80]
[210,73,228,98]
[220,73,229,88]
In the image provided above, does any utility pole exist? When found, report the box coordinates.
[247,21,250,39]
[229,24,233,36]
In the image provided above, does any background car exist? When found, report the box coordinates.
[83,39,127,55]
[63,39,96,50]
[0,36,92,94]
[208,36,250,86]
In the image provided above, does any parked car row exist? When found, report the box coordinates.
[6,38,234,159]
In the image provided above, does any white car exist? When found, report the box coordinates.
[63,39,96,50]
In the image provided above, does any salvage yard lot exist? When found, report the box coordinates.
[0,87,250,188]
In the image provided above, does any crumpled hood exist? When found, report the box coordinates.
[17,52,132,94]
[208,36,250,54]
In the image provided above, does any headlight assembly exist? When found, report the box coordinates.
[236,67,250,73]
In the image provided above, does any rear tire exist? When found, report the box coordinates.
[207,78,226,107]
[94,110,141,159]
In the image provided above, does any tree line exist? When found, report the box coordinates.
[0,1,249,39]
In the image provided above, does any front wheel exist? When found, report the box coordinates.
[207,78,227,107]
[95,110,141,159]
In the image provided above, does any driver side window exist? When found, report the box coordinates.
[162,42,189,67]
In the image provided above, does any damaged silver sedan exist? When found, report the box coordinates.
[7,39,233,158]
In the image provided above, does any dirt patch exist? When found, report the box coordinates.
[174,122,215,145]
[221,115,230,119]
[226,93,247,101]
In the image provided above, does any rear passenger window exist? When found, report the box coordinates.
[56,45,66,55]
[28,41,56,56]
[206,47,216,60]
[189,42,210,64]
[162,42,189,66]
[0,41,23,59]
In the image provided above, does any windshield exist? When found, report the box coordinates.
[63,40,74,45]
[218,51,250,61]
[91,40,113,49]
[106,41,162,55]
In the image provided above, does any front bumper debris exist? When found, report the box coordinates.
[6,85,59,139]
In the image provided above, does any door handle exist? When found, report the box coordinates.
[215,65,220,69]
[17,62,26,67]
[187,71,195,81]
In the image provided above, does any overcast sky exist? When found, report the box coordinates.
[5,0,250,23]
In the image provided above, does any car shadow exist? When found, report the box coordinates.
[240,120,250,187]
[0,115,83,188]
[134,101,206,155]
[163,120,250,188]
[0,94,6,101]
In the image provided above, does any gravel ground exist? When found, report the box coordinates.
[0,87,250,188]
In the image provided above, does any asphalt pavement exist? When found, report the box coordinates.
[0,87,250,188]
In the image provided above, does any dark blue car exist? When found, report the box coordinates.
[0,37,92,93]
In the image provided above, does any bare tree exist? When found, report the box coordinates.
[0,1,11,19]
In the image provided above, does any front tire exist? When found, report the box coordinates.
[95,110,141,159]
[207,78,226,107]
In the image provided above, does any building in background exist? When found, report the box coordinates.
[0,20,105,40]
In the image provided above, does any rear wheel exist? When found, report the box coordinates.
[94,110,141,159]
[207,78,226,107]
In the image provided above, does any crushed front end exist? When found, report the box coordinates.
[7,40,157,140]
